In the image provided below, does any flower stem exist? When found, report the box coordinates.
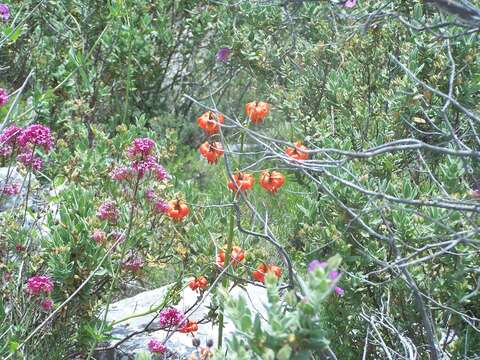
[217,199,235,349]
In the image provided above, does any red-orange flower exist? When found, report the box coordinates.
[227,172,254,192]
[199,141,224,164]
[180,319,198,333]
[167,199,189,221]
[252,263,282,283]
[197,111,224,135]
[189,276,209,291]
[285,142,309,161]
[259,171,285,193]
[245,101,269,124]
[216,246,245,267]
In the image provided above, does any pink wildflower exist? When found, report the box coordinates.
[159,307,185,328]
[154,198,170,214]
[148,339,167,354]
[131,155,158,178]
[145,188,155,201]
[18,124,53,153]
[26,275,54,296]
[127,138,155,159]
[0,4,9,21]
[122,254,144,272]
[216,48,231,62]
[110,166,132,181]
[17,150,44,171]
[40,298,54,311]
[91,229,107,243]
[97,201,119,223]
[0,88,8,105]
[154,163,168,181]
[1,182,20,196]
[0,125,22,157]
[344,0,356,8]
[307,259,344,296]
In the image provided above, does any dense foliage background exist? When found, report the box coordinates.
[1,0,479,359]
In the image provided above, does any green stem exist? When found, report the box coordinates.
[217,200,235,349]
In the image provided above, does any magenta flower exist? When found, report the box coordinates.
[91,229,106,243]
[216,48,231,63]
[0,4,9,21]
[18,124,53,153]
[308,259,344,296]
[154,198,170,214]
[131,155,158,178]
[127,138,156,159]
[344,0,356,8]
[26,275,54,296]
[307,260,327,273]
[40,298,54,311]
[145,188,155,201]
[1,182,20,195]
[110,166,132,181]
[159,307,185,328]
[17,150,44,171]
[154,163,168,181]
[148,339,167,354]
[122,254,144,272]
[97,201,119,223]
[0,125,23,157]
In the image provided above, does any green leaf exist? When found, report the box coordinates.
[277,344,293,360]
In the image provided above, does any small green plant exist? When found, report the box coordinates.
[216,256,342,360]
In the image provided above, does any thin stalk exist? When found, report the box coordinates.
[217,199,235,349]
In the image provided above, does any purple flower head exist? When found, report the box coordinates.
[0,88,9,106]
[159,307,185,328]
[328,270,340,281]
[110,166,132,181]
[97,201,119,223]
[91,229,107,243]
[40,298,54,311]
[18,124,53,153]
[344,0,356,8]
[17,150,44,171]
[0,5,9,21]
[154,163,168,181]
[0,125,23,157]
[145,188,155,201]
[154,198,170,214]
[334,286,345,296]
[148,339,167,354]
[127,138,156,159]
[26,275,54,296]
[131,155,158,178]
[307,260,327,273]
[1,182,20,196]
[216,48,231,63]
[122,254,144,272]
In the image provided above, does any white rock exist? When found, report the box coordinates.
[96,283,268,359]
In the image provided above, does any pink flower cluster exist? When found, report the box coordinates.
[1,182,20,196]
[0,88,8,106]
[110,166,132,181]
[111,138,169,181]
[0,123,53,171]
[127,138,156,159]
[0,4,9,21]
[122,254,144,272]
[91,229,107,243]
[148,339,167,354]
[97,201,119,223]
[307,260,345,296]
[154,198,170,214]
[26,275,54,296]
[18,124,53,152]
[159,307,185,328]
